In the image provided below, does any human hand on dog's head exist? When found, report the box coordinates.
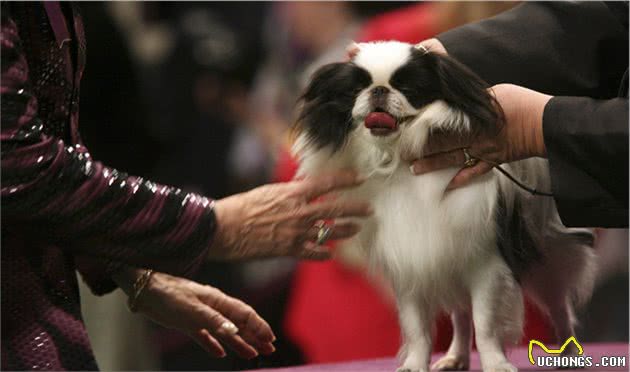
[345,38,447,61]
[414,38,447,55]
[407,83,552,190]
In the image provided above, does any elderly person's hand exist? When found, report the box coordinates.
[114,269,275,359]
[209,170,372,261]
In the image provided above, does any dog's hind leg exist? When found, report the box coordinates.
[432,309,471,371]
[396,296,434,372]
[523,229,596,356]
[547,297,582,357]
[470,256,522,372]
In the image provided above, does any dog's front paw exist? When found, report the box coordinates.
[485,361,517,372]
[431,354,470,371]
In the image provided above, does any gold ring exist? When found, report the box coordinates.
[413,44,429,54]
[314,220,333,245]
[219,321,239,335]
[463,148,478,167]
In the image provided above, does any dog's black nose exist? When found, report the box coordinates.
[371,86,390,96]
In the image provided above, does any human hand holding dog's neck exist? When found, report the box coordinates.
[408,40,552,189]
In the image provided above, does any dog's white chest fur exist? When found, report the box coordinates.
[313,149,500,304]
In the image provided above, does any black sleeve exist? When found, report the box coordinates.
[544,97,628,227]
[437,1,629,228]
[437,1,628,98]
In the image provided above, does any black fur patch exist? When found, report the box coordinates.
[496,193,595,282]
[296,63,372,150]
[496,193,542,283]
[390,48,502,137]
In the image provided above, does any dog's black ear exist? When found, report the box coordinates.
[432,52,503,136]
[295,62,372,150]
[391,49,503,136]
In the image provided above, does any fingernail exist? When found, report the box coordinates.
[260,335,276,343]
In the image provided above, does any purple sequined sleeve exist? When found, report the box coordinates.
[1,14,217,291]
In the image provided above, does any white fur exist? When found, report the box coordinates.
[293,42,596,372]
[353,41,413,86]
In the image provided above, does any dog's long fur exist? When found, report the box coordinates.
[292,42,596,372]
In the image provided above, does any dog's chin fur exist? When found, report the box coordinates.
[293,41,596,372]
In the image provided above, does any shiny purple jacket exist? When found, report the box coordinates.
[1,3,216,370]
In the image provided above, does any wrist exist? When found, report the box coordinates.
[528,93,553,158]
[208,196,243,260]
[112,267,155,312]
[208,198,227,258]
[112,266,145,296]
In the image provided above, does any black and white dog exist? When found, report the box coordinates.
[292,41,596,372]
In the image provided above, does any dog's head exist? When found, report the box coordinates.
[294,41,501,159]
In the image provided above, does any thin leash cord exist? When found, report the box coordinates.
[472,154,555,197]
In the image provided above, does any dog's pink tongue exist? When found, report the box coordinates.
[365,112,397,130]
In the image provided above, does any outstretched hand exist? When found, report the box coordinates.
[116,270,276,359]
[210,170,372,261]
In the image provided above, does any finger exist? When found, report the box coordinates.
[296,171,365,200]
[297,242,332,260]
[191,328,226,358]
[446,161,494,190]
[211,295,276,344]
[305,222,361,242]
[238,328,276,356]
[346,42,360,60]
[417,38,447,55]
[305,201,373,221]
[410,149,467,175]
[200,307,259,359]
[201,290,276,356]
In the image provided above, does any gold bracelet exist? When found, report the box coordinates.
[127,269,154,313]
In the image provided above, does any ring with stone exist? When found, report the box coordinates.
[219,321,239,335]
[314,220,333,245]
[463,148,478,167]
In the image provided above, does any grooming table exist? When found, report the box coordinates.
[253,343,628,372]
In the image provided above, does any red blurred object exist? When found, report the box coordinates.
[285,261,401,362]
[357,3,438,44]
[280,2,552,363]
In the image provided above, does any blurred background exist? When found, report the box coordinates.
[75,2,629,370]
